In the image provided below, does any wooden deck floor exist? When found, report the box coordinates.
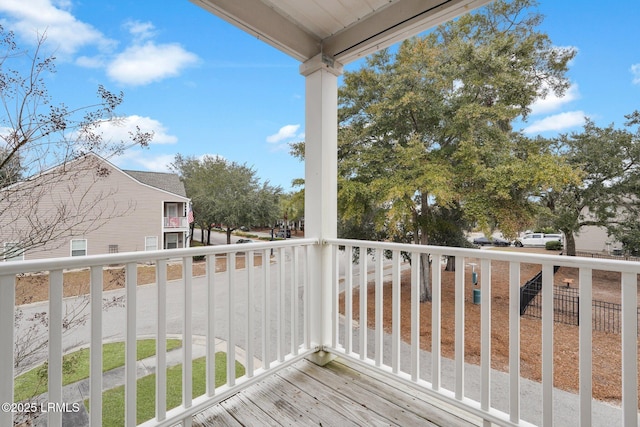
[193,357,481,426]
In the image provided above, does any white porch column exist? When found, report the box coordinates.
[300,54,342,365]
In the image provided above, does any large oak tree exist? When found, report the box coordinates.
[335,0,577,300]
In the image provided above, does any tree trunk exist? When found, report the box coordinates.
[419,252,432,301]
[445,256,455,271]
[418,193,432,302]
[564,232,576,256]
[226,228,233,244]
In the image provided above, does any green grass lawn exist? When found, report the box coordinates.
[13,339,182,402]
[89,352,245,426]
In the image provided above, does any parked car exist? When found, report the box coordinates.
[276,229,291,238]
[237,238,253,244]
[473,236,511,247]
[514,233,562,247]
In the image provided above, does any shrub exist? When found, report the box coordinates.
[545,240,562,251]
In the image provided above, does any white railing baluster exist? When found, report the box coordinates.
[182,256,193,425]
[375,248,383,367]
[277,247,285,362]
[227,252,236,386]
[304,245,311,349]
[509,261,520,423]
[392,250,401,374]
[0,275,14,427]
[206,255,216,397]
[542,264,555,427]
[263,249,271,370]
[156,259,167,421]
[359,246,368,361]
[291,247,298,356]
[410,251,420,381]
[480,259,491,424]
[432,255,442,391]
[247,250,255,376]
[332,244,339,349]
[90,266,103,426]
[125,262,137,426]
[454,256,465,400]
[48,270,63,427]
[578,267,593,426]
[345,245,353,354]
[621,271,638,427]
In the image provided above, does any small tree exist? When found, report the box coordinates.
[542,113,640,256]
[172,155,282,244]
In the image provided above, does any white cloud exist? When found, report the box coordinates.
[0,1,199,86]
[523,111,587,134]
[631,64,640,85]
[96,115,178,145]
[124,20,156,42]
[266,124,302,143]
[529,83,580,116]
[0,0,115,57]
[107,42,199,86]
[111,150,174,172]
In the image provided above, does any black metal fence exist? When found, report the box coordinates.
[574,251,640,263]
[522,285,640,335]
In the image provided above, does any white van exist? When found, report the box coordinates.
[514,233,562,247]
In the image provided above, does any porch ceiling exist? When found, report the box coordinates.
[190,0,493,65]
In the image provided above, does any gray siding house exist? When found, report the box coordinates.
[0,153,191,261]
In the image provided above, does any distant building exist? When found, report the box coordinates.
[574,225,620,254]
[0,153,191,261]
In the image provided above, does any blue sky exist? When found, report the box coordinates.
[0,1,638,191]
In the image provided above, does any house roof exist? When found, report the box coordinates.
[123,170,188,198]
[191,0,493,65]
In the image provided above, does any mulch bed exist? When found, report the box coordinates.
[14,253,263,305]
[341,256,640,406]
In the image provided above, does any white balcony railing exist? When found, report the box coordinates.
[1,238,639,426]
[1,239,316,427]
[163,216,188,228]
[326,238,640,426]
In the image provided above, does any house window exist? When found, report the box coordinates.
[145,236,158,251]
[108,245,119,253]
[3,242,24,261]
[165,234,178,249]
[71,239,87,257]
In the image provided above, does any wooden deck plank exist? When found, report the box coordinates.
[219,389,281,426]
[192,400,243,427]
[195,356,481,427]
[276,364,397,427]
[243,374,361,426]
[324,358,481,427]
[297,359,441,426]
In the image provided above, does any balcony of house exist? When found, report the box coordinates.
[163,216,189,229]
[163,202,188,229]
[1,239,639,426]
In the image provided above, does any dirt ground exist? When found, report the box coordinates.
[340,249,640,406]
